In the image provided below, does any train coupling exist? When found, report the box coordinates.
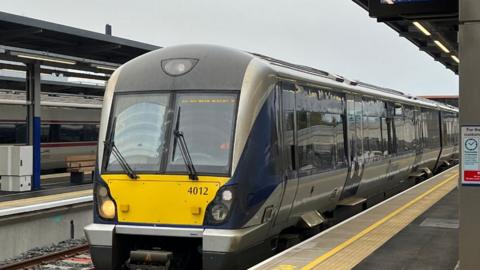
[126,249,173,270]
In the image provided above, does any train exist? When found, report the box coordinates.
[0,90,101,171]
[84,44,459,270]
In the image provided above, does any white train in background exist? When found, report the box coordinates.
[0,90,102,171]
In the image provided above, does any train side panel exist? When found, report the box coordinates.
[0,103,101,171]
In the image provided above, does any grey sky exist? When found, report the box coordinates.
[1,0,458,96]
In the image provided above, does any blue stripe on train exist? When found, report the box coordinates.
[212,91,282,229]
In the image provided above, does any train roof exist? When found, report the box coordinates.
[110,44,457,113]
[0,89,103,109]
[252,52,458,113]
[113,44,254,93]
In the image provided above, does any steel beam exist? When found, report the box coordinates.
[26,61,41,190]
[459,0,480,269]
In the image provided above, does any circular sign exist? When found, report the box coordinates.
[465,138,478,151]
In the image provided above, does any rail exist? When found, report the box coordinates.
[0,244,89,270]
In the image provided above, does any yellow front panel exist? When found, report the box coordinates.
[102,174,229,226]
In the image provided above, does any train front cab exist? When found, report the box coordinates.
[85,175,238,270]
[84,89,254,269]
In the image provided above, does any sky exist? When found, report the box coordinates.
[0,0,458,96]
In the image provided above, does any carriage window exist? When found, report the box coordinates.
[422,109,440,149]
[385,103,396,154]
[15,124,26,144]
[84,125,99,141]
[59,124,83,142]
[404,106,415,151]
[363,116,370,157]
[394,117,405,153]
[381,117,389,156]
[394,104,403,116]
[335,114,346,168]
[363,98,386,159]
[0,124,16,144]
[297,86,345,173]
[296,87,311,172]
[41,125,50,142]
[367,117,382,158]
[310,112,336,171]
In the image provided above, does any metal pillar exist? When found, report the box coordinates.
[459,0,480,269]
[26,62,41,190]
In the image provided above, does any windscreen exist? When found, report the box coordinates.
[106,93,170,172]
[167,93,237,175]
[104,92,237,175]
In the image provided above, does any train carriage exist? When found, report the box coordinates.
[84,44,458,270]
[0,90,101,171]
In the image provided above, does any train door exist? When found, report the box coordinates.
[273,82,299,226]
[432,111,445,171]
[339,95,364,199]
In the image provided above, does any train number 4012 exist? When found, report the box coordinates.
[187,186,208,195]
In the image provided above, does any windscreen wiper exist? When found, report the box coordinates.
[104,117,138,180]
[173,108,198,180]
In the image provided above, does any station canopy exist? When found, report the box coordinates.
[353,0,459,74]
[0,11,160,96]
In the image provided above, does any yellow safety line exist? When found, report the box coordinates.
[301,172,458,270]
[0,189,92,208]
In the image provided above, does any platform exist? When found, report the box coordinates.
[0,172,92,202]
[0,175,93,262]
[251,166,458,270]
[0,172,92,217]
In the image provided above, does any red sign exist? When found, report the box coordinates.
[464,171,480,182]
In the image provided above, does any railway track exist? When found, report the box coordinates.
[0,244,91,270]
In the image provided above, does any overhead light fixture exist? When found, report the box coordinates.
[412,21,431,36]
[92,64,118,71]
[434,40,450,54]
[13,53,76,65]
[451,55,460,64]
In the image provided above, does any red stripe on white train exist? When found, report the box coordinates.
[41,142,97,148]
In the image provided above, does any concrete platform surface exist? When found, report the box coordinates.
[354,188,458,270]
[251,166,458,270]
[0,173,93,261]
[0,172,92,203]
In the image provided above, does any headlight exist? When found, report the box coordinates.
[161,58,198,76]
[211,204,229,222]
[221,190,233,201]
[96,183,116,220]
[100,199,116,219]
[205,186,235,225]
